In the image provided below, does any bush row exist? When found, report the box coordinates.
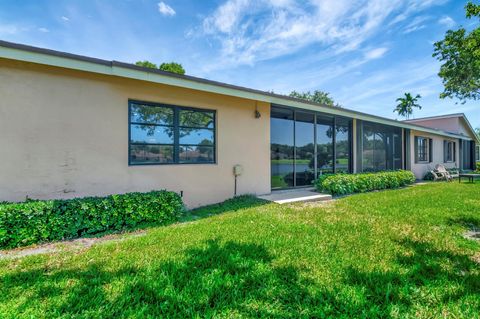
[0,190,184,248]
[315,170,416,196]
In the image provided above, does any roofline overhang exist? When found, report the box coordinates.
[0,40,476,142]
[405,113,479,143]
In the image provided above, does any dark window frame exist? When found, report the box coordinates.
[128,100,216,166]
[444,140,455,163]
[415,136,431,163]
[270,104,352,190]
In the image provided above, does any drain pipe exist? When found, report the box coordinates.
[233,164,243,196]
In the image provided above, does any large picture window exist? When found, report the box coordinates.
[270,105,351,189]
[129,100,215,165]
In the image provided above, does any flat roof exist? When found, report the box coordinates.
[0,39,476,142]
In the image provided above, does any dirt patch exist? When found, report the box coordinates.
[464,230,480,241]
[0,230,147,259]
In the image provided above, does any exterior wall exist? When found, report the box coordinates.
[457,119,473,137]
[409,118,460,134]
[410,130,459,179]
[0,59,270,208]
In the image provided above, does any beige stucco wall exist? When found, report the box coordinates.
[410,130,459,179]
[0,59,271,208]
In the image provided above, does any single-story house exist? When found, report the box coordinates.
[0,40,479,208]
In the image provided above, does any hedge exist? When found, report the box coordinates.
[0,190,184,249]
[315,170,416,196]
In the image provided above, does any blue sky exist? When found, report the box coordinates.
[1,0,478,128]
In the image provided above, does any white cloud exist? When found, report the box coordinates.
[38,27,49,33]
[158,2,176,16]
[438,16,455,27]
[364,47,389,60]
[402,15,429,34]
[61,16,70,21]
[200,0,443,69]
[0,24,18,35]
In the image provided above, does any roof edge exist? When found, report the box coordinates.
[0,40,476,142]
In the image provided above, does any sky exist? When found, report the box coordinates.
[0,0,479,128]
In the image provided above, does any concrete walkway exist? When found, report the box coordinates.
[258,187,332,204]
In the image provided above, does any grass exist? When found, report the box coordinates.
[1,183,480,318]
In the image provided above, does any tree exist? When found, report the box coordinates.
[289,90,339,107]
[433,2,480,103]
[475,127,480,138]
[135,60,185,75]
[394,93,422,120]
[159,62,185,75]
[135,61,158,69]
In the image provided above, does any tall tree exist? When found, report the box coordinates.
[394,93,422,120]
[433,1,480,103]
[289,90,339,107]
[135,60,185,75]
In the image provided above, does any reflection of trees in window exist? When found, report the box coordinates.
[362,122,401,172]
[129,101,215,164]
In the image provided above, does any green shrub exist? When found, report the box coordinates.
[0,190,184,248]
[476,162,480,172]
[423,171,435,181]
[316,170,416,196]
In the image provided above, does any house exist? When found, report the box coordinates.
[0,40,478,208]
[404,114,480,167]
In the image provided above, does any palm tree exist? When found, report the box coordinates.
[394,93,422,120]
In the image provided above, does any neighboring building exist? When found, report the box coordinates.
[0,41,478,207]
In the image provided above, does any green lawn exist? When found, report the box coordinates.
[1,183,480,318]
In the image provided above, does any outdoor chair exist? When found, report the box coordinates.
[434,164,453,182]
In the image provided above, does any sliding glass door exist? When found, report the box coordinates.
[271,105,352,189]
[271,108,295,189]
[295,112,315,186]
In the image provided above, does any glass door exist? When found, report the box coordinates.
[271,108,295,189]
[295,112,315,186]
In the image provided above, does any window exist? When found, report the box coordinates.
[129,101,215,165]
[270,105,352,189]
[476,145,480,162]
[444,140,455,163]
[362,122,402,172]
[335,117,351,173]
[415,136,431,163]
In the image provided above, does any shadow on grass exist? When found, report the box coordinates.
[1,196,270,253]
[0,239,346,318]
[180,195,271,222]
[343,238,480,315]
[447,215,480,230]
[2,238,479,317]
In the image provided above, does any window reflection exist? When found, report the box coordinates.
[362,122,402,172]
[270,106,352,189]
[295,112,315,186]
[271,108,294,189]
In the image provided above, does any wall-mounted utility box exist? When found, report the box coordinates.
[233,164,243,176]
